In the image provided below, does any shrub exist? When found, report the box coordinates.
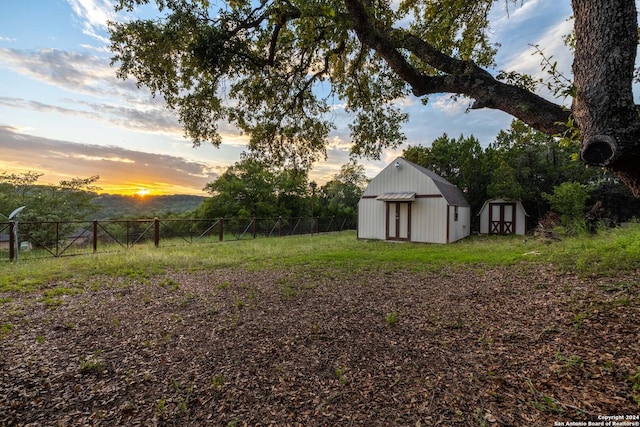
[543,182,589,230]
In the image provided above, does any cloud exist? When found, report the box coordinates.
[0,47,145,99]
[501,18,574,105]
[54,152,136,163]
[489,0,573,103]
[1,0,564,194]
[0,97,99,118]
[66,0,114,43]
[0,125,217,194]
[0,46,249,142]
[430,95,471,116]
[75,99,183,134]
[502,18,573,77]
[0,95,184,137]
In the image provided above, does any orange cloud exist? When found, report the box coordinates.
[0,125,218,195]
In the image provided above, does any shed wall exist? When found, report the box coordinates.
[410,197,448,243]
[479,205,490,234]
[448,206,471,243]
[357,198,386,240]
[358,197,451,243]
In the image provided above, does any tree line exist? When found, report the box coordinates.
[0,172,99,223]
[193,119,640,231]
[3,119,640,237]
[193,155,368,220]
[0,162,368,225]
[404,120,640,231]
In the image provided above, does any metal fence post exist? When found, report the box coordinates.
[55,221,60,257]
[9,221,15,262]
[154,217,160,248]
[1,216,356,260]
[93,220,98,253]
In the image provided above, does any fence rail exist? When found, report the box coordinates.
[0,216,356,262]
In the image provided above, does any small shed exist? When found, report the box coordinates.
[0,234,9,250]
[358,157,471,244]
[66,228,92,247]
[478,198,528,235]
[0,233,31,251]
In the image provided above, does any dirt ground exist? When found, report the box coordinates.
[1,264,639,426]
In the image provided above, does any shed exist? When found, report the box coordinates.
[478,198,528,235]
[357,157,471,244]
[0,233,31,251]
[66,227,92,247]
[0,233,9,250]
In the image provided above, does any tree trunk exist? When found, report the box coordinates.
[572,0,640,196]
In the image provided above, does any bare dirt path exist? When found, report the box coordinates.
[1,265,638,426]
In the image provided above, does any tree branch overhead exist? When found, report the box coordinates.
[110,0,640,195]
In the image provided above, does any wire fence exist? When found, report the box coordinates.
[0,216,356,262]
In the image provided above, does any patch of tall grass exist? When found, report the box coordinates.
[547,223,640,275]
[1,225,639,292]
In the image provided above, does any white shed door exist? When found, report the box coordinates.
[386,202,411,241]
[489,203,515,235]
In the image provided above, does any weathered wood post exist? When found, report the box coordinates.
[252,217,257,239]
[219,218,224,242]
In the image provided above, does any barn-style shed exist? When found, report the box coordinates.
[358,157,471,244]
[478,198,528,235]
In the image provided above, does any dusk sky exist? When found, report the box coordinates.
[0,0,574,196]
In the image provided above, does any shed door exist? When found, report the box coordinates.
[386,202,411,241]
[489,203,515,235]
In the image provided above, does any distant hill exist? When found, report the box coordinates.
[91,194,206,219]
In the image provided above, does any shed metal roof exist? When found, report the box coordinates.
[376,192,416,202]
[408,160,471,207]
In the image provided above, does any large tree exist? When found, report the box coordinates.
[317,162,368,217]
[109,0,640,195]
[196,155,310,218]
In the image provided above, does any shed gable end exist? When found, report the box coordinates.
[358,157,471,244]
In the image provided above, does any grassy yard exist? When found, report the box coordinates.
[3,224,640,291]
[1,227,639,425]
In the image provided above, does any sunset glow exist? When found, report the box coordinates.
[1,0,574,200]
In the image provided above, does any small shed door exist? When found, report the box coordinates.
[386,202,411,241]
[489,202,515,235]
